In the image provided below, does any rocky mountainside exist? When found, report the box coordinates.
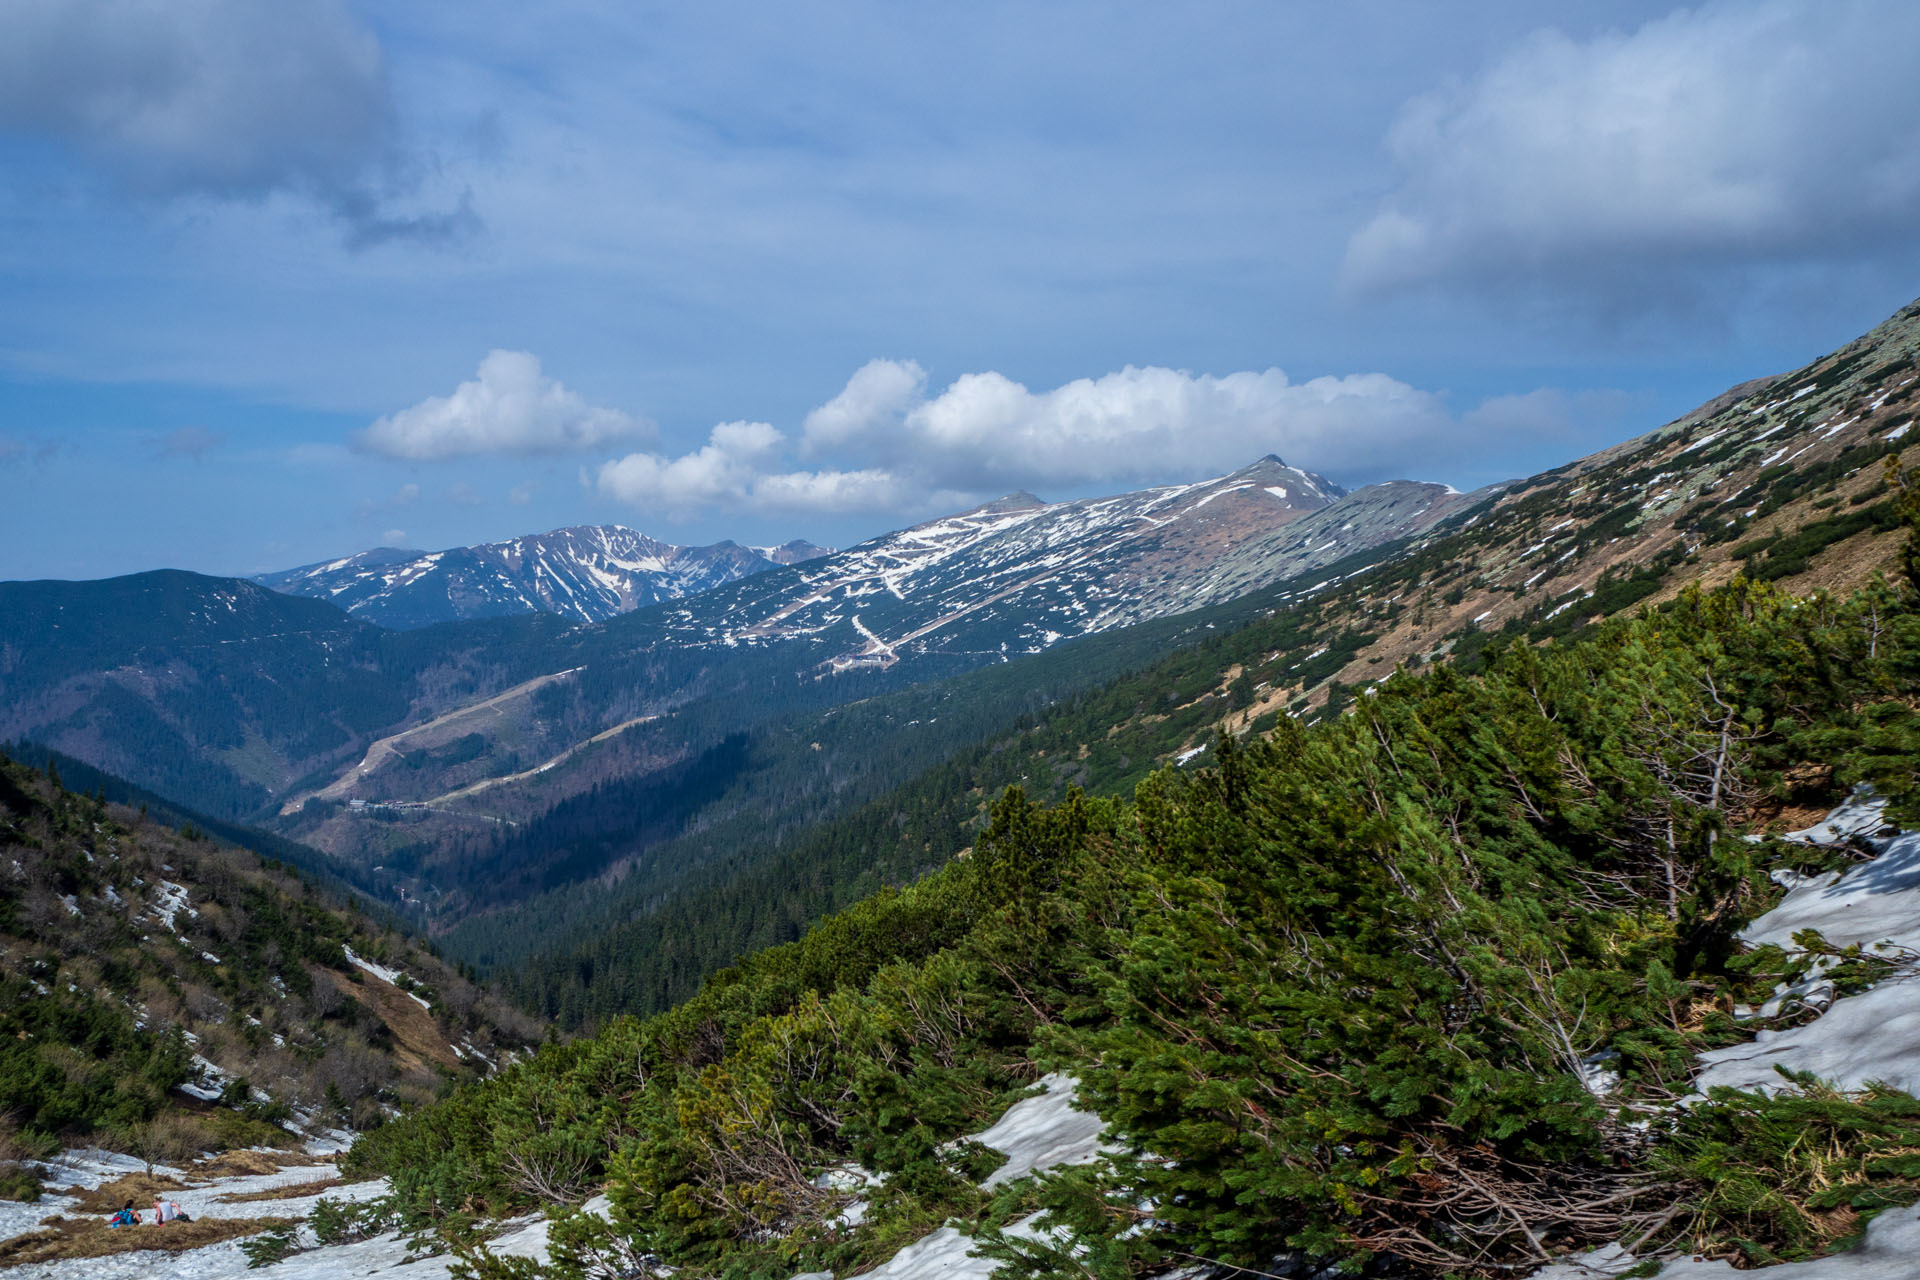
[0,749,540,1160]
[256,526,831,629]
[1280,295,1920,704]
[646,456,1466,670]
[481,296,1920,1024]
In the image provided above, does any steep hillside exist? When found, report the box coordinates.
[351,552,1920,1278]
[1299,298,1920,697]
[489,298,1920,1024]
[257,526,831,629]
[0,572,575,822]
[0,750,540,1174]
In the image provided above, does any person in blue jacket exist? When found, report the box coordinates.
[107,1201,140,1227]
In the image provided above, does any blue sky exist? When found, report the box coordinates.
[4,0,1920,580]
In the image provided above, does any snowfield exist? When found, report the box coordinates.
[0,1148,390,1280]
[974,1073,1111,1189]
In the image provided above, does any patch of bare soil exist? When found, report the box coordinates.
[189,1148,327,1180]
[0,1214,291,1267]
[217,1176,342,1204]
[316,966,461,1073]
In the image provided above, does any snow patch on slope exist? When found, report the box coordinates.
[975,1073,1111,1189]
[1695,795,1920,1096]
[1654,1203,1920,1278]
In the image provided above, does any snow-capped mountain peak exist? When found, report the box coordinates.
[646,456,1442,672]
[256,525,832,629]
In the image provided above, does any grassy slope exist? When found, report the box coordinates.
[0,751,541,1171]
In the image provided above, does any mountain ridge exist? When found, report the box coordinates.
[255,524,834,629]
[3,285,1917,974]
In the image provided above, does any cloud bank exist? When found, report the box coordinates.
[798,359,1456,492]
[361,350,651,461]
[594,419,923,518]
[591,357,1597,520]
[1344,0,1920,297]
[0,0,468,244]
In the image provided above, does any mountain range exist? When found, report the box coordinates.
[0,299,1915,998]
[640,456,1473,669]
[255,526,832,629]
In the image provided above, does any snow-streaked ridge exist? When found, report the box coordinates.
[256,526,831,628]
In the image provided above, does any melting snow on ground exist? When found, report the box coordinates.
[0,1071,1113,1280]
[1695,794,1920,1096]
[1653,1204,1920,1278]
[149,881,195,932]
[974,1074,1111,1189]
[0,1147,393,1280]
[340,946,430,1009]
[826,1212,1063,1280]
[1536,793,1920,1277]
[338,945,402,985]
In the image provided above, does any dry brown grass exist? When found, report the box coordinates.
[217,1176,342,1203]
[68,1173,194,1214]
[189,1148,326,1179]
[314,966,461,1074]
[0,1214,292,1267]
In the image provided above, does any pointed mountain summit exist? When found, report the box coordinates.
[257,525,831,629]
[757,538,835,565]
[1220,454,1347,502]
[640,457,1453,670]
[976,490,1049,513]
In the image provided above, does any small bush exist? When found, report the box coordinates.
[1659,1074,1920,1264]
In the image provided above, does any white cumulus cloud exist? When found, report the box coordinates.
[1344,1,1920,296]
[802,358,928,451]
[799,359,1455,489]
[750,468,924,514]
[361,350,651,461]
[595,421,919,518]
[591,356,1578,522]
[594,421,782,512]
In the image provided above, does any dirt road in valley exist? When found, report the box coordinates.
[277,667,583,814]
